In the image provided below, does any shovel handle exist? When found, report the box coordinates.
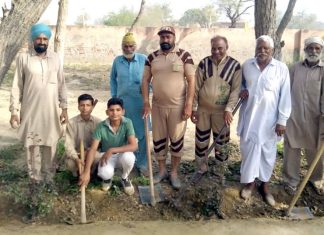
[144,116,156,206]
[80,139,87,223]
[287,141,324,216]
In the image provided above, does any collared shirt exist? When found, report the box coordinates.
[237,58,291,144]
[285,60,324,148]
[110,53,147,98]
[93,117,135,152]
[194,55,241,112]
[143,46,195,108]
[9,50,68,147]
[65,114,101,159]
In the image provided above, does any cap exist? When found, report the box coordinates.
[157,26,175,36]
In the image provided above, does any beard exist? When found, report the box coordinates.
[160,42,173,51]
[305,53,321,63]
[123,53,134,60]
[34,44,48,53]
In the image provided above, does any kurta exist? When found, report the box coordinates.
[285,61,324,149]
[237,58,291,183]
[110,53,147,169]
[10,50,67,147]
[237,58,291,144]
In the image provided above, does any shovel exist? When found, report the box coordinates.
[80,139,87,223]
[286,141,324,219]
[138,116,164,205]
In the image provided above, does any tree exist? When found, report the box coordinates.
[75,11,90,26]
[102,8,136,26]
[129,0,145,33]
[287,11,317,29]
[137,3,174,26]
[217,0,253,28]
[54,0,69,64]
[0,0,52,84]
[179,5,218,28]
[254,0,297,59]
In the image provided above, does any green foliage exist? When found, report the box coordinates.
[102,8,136,26]
[54,170,79,194]
[179,5,218,28]
[132,175,149,186]
[101,3,174,27]
[56,139,66,161]
[277,141,284,156]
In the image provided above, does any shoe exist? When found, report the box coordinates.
[308,181,324,196]
[240,187,252,200]
[101,179,112,192]
[191,170,207,184]
[153,172,169,184]
[170,175,181,190]
[263,193,276,207]
[283,183,297,196]
[121,178,134,196]
[138,166,149,177]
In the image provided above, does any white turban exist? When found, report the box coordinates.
[304,36,324,49]
[256,35,274,48]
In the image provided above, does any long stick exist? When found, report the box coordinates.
[80,139,87,223]
[287,141,324,216]
[144,116,156,206]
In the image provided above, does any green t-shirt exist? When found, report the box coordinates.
[92,117,135,152]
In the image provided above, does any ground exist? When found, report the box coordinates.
[0,65,323,234]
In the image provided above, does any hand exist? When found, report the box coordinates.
[191,111,199,124]
[240,89,249,99]
[60,109,68,124]
[10,114,20,129]
[224,111,233,126]
[99,150,113,167]
[182,103,192,120]
[75,158,85,175]
[78,170,90,187]
[275,124,286,136]
[142,102,151,118]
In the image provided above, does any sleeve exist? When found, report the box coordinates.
[183,51,195,77]
[64,121,79,160]
[92,123,103,141]
[225,65,242,112]
[57,55,68,109]
[110,59,118,98]
[126,119,136,137]
[143,55,153,80]
[320,67,324,115]
[193,62,205,111]
[9,54,24,115]
[277,65,292,126]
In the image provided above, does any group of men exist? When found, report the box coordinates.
[9,23,324,209]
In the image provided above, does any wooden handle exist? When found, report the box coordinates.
[145,116,156,206]
[80,139,87,223]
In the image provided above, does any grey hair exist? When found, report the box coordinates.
[256,35,274,48]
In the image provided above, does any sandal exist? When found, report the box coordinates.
[191,170,207,184]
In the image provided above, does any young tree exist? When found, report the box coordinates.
[54,0,69,64]
[217,0,253,28]
[102,8,136,26]
[129,0,146,33]
[0,0,51,84]
[254,0,297,59]
[179,5,218,28]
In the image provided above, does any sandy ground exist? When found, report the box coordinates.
[1,84,324,234]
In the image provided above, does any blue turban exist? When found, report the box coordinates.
[31,23,52,41]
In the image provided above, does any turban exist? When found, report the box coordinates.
[304,36,324,49]
[31,23,52,41]
[122,32,136,45]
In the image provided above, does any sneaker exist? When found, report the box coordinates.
[121,178,134,195]
[101,179,112,192]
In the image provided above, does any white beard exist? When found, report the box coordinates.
[305,53,321,63]
[123,53,134,60]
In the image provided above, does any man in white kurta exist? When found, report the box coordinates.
[283,37,324,195]
[9,23,68,184]
[237,35,291,206]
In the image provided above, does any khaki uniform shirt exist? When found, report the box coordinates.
[143,46,195,108]
[10,50,67,147]
[65,114,101,159]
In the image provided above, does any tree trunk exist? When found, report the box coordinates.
[129,0,145,33]
[0,0,51,84]
[254,0,297,60]
[54,0,68,64]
